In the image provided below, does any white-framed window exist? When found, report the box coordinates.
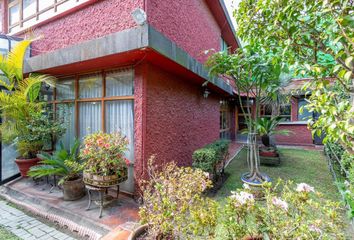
[7,0,90,34]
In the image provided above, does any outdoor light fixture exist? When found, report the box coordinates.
[203,88,211,99]
[131,8,147,26]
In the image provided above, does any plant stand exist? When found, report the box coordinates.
[85,184,120,218]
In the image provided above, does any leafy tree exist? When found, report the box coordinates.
[0,40,55,156]
[235,0,354,151]
[207,45,282,183]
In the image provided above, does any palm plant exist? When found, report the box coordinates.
[256,117,291,147]
[28,140,83,185]
[0,39,55,157]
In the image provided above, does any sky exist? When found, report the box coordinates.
[224,0,240,30]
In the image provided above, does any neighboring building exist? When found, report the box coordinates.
[0,0,240,193]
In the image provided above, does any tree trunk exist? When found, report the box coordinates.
[246,132,265,182]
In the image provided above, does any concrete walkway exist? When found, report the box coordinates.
[0,200,77,240]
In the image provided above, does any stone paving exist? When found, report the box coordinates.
[0,200,77,240]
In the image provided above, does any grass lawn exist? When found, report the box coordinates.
[215,147,340,202]
[0,226,19,240]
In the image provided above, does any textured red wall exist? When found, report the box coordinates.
[275,124,313,146]
[22,0,143,55]
[141,63,220,171]
[147,0,221,63]
[291,97,298,121]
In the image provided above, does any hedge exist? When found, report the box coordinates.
[192,139,230,173]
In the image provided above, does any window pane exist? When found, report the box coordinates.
[9,5,20,25]
[1,142,19,180]
[79,73,102,98]
[105,100,134,161]
[23,0,36,19]
[40,83,54,101]
[105,100,134,192]
[79,102,101,140]
[39,0,55,11]
[298,99,312,121]
[0,38,8,50]
[56,103,75,150]
[106,69,134,97]
[56,78,75,100]
[280,105,291,116]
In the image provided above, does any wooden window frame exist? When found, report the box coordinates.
[7,0,80,33]
[220,100,231,137]
[47,69,134,138]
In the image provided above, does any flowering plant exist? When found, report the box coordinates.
[79,132,129,176]
[139,157,217,239]
[222,180,345,239]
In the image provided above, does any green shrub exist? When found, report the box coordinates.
[192,148,218,172]
[139,157,216,239]
[192,139,230,174]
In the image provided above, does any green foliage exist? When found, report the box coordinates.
[139,158,216,239]
[222,181,344,239]
[235,0,354,151]
[14,110,66,158]
[80,132,129,176]
[244,117,291,137]
[192,148,218,172]
[28,140,83,185]
[0,40,56,158]
[192,139,230,174]
[139,160,345,239]
[206,45,286,132]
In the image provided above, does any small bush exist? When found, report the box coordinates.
[192,148,218,172]
[192,139,230,175]
[139,157,217,239]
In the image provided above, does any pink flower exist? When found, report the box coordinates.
[104,143,110,148]
[230,191,254,206]
[272,197,288,211]
[309,225,321,234]
[296,183,315,193]
[124,158,130,166]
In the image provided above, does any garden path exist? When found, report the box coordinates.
[0,200,77,240]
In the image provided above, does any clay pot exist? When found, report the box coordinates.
[62,177,86,201]
[259,151,278,157]
[128,224,148,240]
[14,157,41,177]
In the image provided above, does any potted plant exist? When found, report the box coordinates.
[0,40,57,177]
[28,140,85,201]
[80,132,129,187]
[256,117,291,148]
[14,110,66,177]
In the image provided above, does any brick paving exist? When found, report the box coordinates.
[0,200,77,240]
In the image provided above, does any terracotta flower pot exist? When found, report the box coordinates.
[259,151,278,157]
[62,177,86,201]
[128,224,148,240]
[14,157,41,177]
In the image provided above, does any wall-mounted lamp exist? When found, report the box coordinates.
[203,88,211,99]
[131,8,147,26]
